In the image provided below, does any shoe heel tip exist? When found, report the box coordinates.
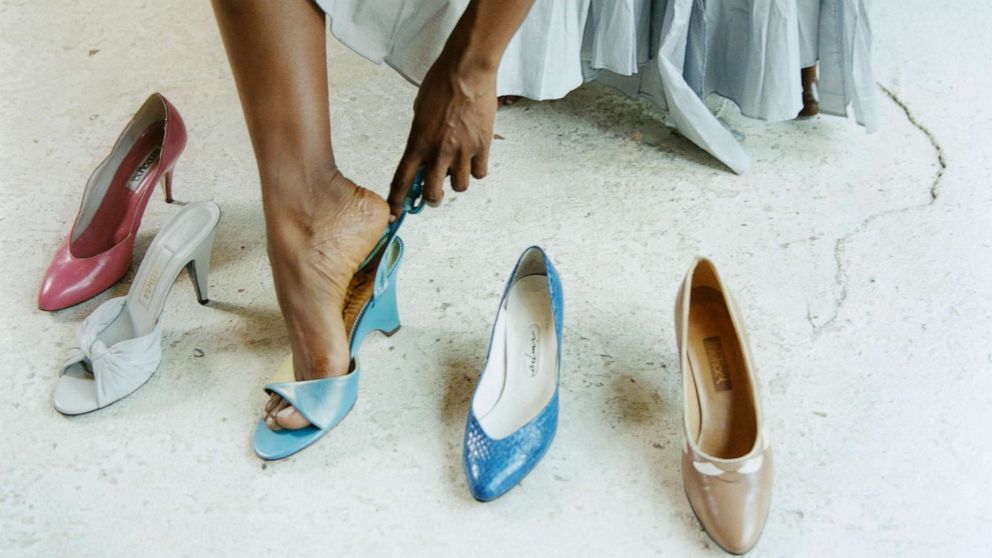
[198,298,210,305]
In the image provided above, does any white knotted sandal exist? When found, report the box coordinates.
[53,201,221,415]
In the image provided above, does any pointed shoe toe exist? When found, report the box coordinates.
[38,240,133,311]
[38,270,78,312]
[464,398,558,502]
[682,443,773,554]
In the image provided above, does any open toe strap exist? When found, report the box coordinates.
[61,297,162,408]
[263,367,360,431]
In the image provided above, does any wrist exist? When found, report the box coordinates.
[452,48,500,77]
[438,4,503,79]
[430,47,497,98]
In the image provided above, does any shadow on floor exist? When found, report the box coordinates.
[507,82,731,174]
[598,321,705,542]
[434,331,487,502]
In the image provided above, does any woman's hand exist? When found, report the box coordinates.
[388,0,535,218]
[388,56,496,215]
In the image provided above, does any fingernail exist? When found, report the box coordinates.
[277,407,294,419]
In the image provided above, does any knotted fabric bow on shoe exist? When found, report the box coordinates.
[61,297,163,409]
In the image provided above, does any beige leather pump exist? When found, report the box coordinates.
[675,258,772,554]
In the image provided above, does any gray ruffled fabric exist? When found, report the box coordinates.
[316,0,877,173]
[797,0,879,130]
[61,297,163,408]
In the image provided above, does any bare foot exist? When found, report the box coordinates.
[262,171,389,430]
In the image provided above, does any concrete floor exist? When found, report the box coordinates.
[2,1,990,556]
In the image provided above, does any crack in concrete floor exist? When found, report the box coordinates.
[807,83,948,333]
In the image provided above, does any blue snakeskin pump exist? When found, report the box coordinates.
[253,172,425,460]
[463,246,563,501]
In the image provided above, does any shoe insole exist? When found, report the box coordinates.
[99,203,219,345]
[343,248,384,342]
[476,275,557,440]
[71,124,165,258]
[686,287,757,459]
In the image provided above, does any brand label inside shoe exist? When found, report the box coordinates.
[128,147,162,190]
[140,263,163,306]
[703,337,732,391]
[525,324,541,377]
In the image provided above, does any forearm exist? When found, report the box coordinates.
[437,0,536,76]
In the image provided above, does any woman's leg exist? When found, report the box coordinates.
[211,0,388,429]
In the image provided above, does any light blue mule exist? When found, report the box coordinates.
[463,246,563,500]
[253,172,424,460]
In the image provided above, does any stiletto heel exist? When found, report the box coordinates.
[163,168,175,203]
[185,228,216,305]
[52,202,221,415]
[38,92,188,311]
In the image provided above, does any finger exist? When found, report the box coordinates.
[388,152,422,220]
[423,160,449,207]
[471,144,489,179]
[451,157,471,193]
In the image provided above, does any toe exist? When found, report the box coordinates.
[264,394,282,417]
[275,405,312,430]
[265,415,281,431]
[272,399,290,418]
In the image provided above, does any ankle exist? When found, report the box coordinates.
[260,165,354,222]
